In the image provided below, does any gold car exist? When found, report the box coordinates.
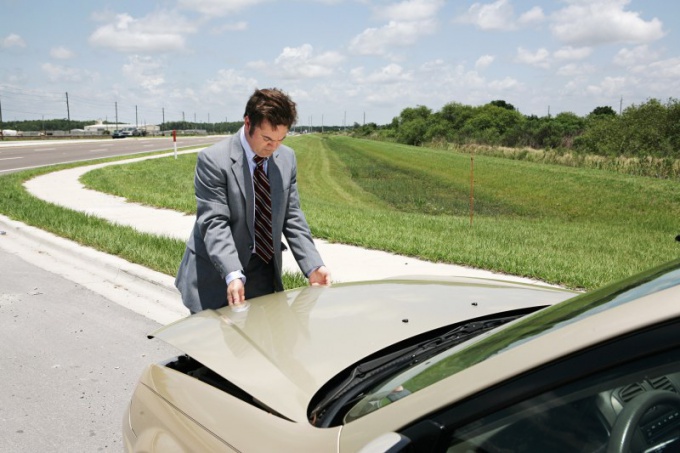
[124,259,680,452]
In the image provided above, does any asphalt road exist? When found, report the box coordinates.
[0,135,226,174]
[0,136,220,451]
[0,248,180,452]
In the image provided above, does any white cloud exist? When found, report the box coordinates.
[586,76,628,97]
[212,21,249,34]
[204,68,257,98]
[121,56,165,93]
[170,87,198,102]
[0,68,28,85]
[550,0,665,46]
[553,46,592,61]
[41,63,92,83]
[556,62,596,76]
[248,44,345,79]
[89,12,195,53]
[638,57,680,79]
[457,0,517,31]
[350,63,412,84]
[2,33,26,49]
[178,0,270,16]
[275,44,344,78]
[348,0,443,58]
[378,0,445,22]
[515,47,551,69]
[488,77,519,91]
[349,19,437,56]
[613,45,658,66]
[475,55,495,70]
[50,46,75,60]
[518,6,545,26]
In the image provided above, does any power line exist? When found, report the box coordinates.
[0,85,225,125]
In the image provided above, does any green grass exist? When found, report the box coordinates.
[0,146,311,288]
[0,160,186,276]
[295,136,679,289]
[3,135,679,291]
[80,154,198,214]
[77,135,680,290]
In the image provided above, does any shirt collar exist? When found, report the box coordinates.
[239,126,257,163]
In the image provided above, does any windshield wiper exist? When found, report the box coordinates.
[311,314,523,426]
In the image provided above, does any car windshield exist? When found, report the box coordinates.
[341,258,680,425]
[309,309,537,427]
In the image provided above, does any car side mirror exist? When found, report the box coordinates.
[357,432,412,453]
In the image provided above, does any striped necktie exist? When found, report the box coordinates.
[253,156,274,263]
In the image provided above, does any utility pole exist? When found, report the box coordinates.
[162,107,165,131]
[135,105,138,128]
[115,101,119,130]
[65,92,70,123]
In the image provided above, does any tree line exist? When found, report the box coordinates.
[0,118,243,134]
[1,118,347,135]
[5,97,680,162]
[352,98,680,159]
[1,118,92,132]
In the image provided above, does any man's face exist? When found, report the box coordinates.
[244,117,288,158]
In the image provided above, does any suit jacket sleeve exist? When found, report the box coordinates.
[279,151,324,276]
[193,142,246,279]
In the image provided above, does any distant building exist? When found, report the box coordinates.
[84,120,160,135]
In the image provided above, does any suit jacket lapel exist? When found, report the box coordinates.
[228,135,255,237]
[268,149,284,227]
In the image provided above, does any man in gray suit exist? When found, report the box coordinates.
[175,88,331,313]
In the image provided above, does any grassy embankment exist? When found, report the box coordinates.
[77,135,680,290]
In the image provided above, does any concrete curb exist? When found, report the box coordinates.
[0,214,188,325]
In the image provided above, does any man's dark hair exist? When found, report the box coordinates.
[244,88,297,133]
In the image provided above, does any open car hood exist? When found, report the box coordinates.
[150,277,575,422]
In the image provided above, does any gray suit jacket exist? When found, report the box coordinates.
[175,131,324,313]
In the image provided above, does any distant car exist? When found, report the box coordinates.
[120,127,143,137]
[123,258,680,452]
[112,130,126,139]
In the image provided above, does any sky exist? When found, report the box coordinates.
[1,0,679,128]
